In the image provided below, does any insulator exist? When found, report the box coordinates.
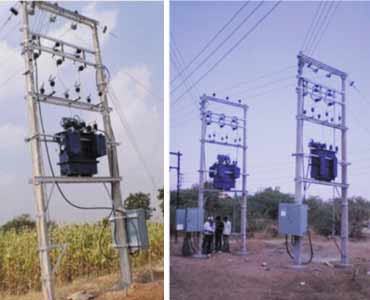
[317,114,321,119]
[330,118,334,122]
[303,110,307,114]
[329,145,333,150]
[56,58,64,66]
[103,26,108,34]
[98,91,103,97]
[10,7,18,16]
[311,107,315,113]
[49,76,56,88]
[335,146,339,152]
[231,116,238,130]
[325,112,329,117]
[349,81,355,87]
[338,116,342,121]
[327,102,334,107]
[226,96,229,100]
[40,84,45,95]
[75,83,80,93]
[326,73,332,78]
[238,99,241,103]
[93,123,98,131]
[65,92,69,99]
[54,42,60,48]
[208,134,212,138]
[313,68,319,73]
[71,23,78,30]
[49,15,57,23]
[238,137,242,142]
[212,93,216,97]
[78,65,85,72]
[213,133,216,137]
[86,96,91,103]
[33,52,40,60]
[225,135,228,139]
[218,114,225,128]
[234,139,237,143]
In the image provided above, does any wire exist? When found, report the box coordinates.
[300,1,324,52]
[310,1,341,55]
[171,1,250,84]
[172,1,282,104]
[171,1,262,94]
[285,230,314,265]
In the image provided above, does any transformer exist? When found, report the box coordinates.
[55,117,106,176]
[309,140,337,182]
[176,207,204,232]
[209,154,240,191]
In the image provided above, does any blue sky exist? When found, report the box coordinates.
[170,1,370,201]
[0,1,163,223]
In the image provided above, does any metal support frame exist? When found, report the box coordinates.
[293,51,349,266]
[170,151,182,243]
[20,3,132,300]
[195,94,248,258]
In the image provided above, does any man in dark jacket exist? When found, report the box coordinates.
[214,216,224,252]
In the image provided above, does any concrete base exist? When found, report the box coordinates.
[192,253,209,259]
[286,263,308,270]
[334,262,352,269]
[234,250,248,256]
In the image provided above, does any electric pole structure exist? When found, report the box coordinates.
[170,151,182,243]
[293,52,349,266]
[20,2,132,300]
[195,94,248,258]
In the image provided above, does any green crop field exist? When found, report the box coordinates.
[0,222,163,295]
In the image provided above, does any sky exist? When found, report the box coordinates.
[0,1,163,224]
[170,1,370,202]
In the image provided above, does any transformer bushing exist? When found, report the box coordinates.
[55,117,107,176]
[209,154,240,191]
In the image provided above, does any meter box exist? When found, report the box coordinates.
[278,203,308,236]
[111,209,149,253]
[125,209,149,252]
[176,208,204,232]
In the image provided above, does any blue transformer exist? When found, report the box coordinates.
[309,140,337,182]
[55,117,107,176]
[209,154,240,191]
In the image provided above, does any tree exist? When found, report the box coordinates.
[157,188,164,215]
[124,192,154,219]
[1,214,36,233]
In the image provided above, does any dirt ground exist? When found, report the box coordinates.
[2,265,163,300]
[170,234,370,300]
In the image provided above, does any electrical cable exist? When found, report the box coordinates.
[172,1,282,104]
[307,1,337,55]
[171,1,261,94]
[310,1,341,55]
[285,230,314,265]
[301,1,324,52]
[171,1,250,84]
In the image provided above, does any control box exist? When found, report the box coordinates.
[278,203,308,236]
[176,207,204,232]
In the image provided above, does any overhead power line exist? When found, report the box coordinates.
[310,1,341,55]
[172,1,282,104]
[306,1,336,54]
[171,1,263,95]
[171,1,250,84]
[300,1,324,51]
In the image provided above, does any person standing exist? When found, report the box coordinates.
[215,216,224,252]
[222,216,231,252]
[202,216,214,255]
